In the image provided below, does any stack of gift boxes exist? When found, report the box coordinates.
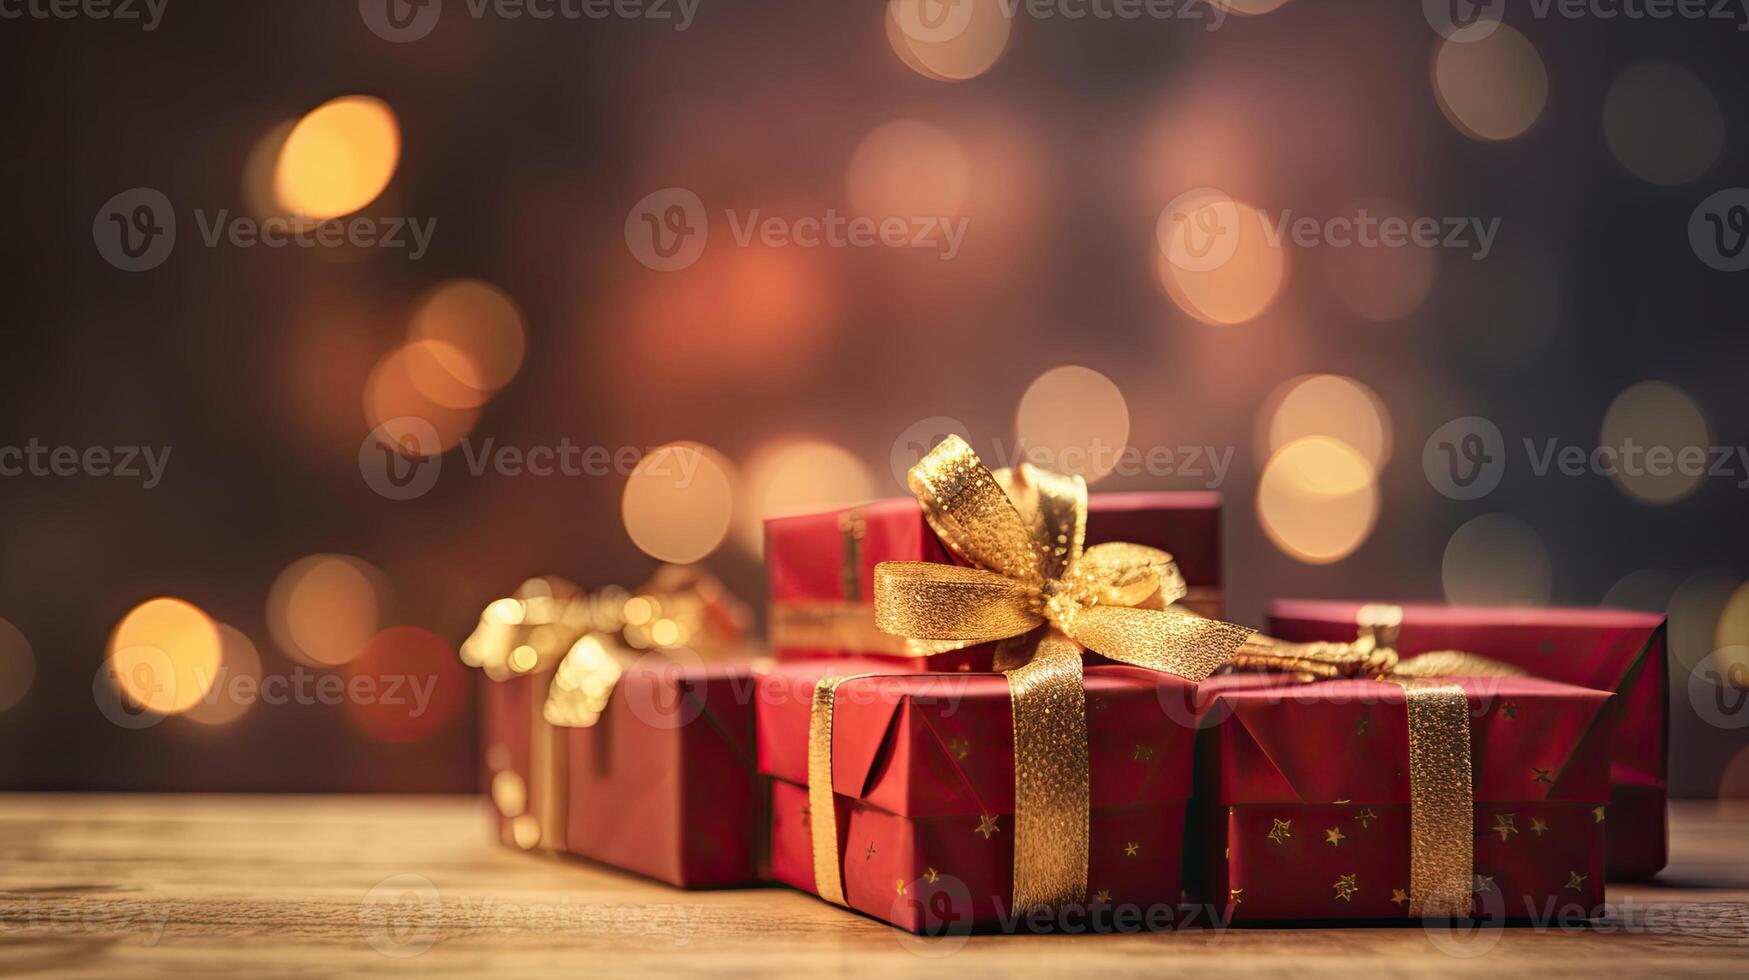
[461,436,1668,931]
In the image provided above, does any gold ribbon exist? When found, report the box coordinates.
[1234,606,1527,918]
[806,435,1255,912]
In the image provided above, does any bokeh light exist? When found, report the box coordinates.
[1432,25,1549,142]
[1260,373,1392,472]
[1601,567,1680,612]
[267,555,390,667]
[1667,571,1744,676]
[1256,436,1379,564]
[273,95,401,219]
[1322,198,1438,322]
[883,0,1012,82]
[1441,513,1552,604]
[242,120,296,221]
[1014,365,1131,484]
[364,341,484,454]
[1603,62,1724,187]
[1156,194,1288,326]
[107,598,222,716]
[622,442,736,564]
[735,438,877,554]
[0,618,34,714]
[409,279,527,397]
[184,624,262,727]
[1600,380,1711,505]
[846,119,970,220]
[343,626,467,743]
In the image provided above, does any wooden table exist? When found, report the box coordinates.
[2,795,1745,977]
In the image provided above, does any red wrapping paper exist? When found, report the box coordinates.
[758,661,1201,931]
[1268,600,1667,879]
[1195,675,1614,922]
[766,492,1225,671]
[480,660,767,888]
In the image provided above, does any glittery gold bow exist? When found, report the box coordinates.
[809,435,1255,913]
[1233,606,1527,918]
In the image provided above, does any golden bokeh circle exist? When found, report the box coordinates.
[267,554,390,667]
[1432,25,1549,142]
[735,439,877,554]
[1600,380,1711,505]
[1261,374,1392,473]
[1440,513,1552,604]
[884,0,1012,82]
[1256,436,1379,565]
[274,95,401,219]
[184,623,263,727]
[622,443,736,564]
[107,598,223,716]
[1156,197,1288,326]
[1603,61,1724,187]
[846,119,971,220]
[1015,365,1132,484]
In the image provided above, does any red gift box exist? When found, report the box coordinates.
[758,661,1201,932]
[767,492,1225,671]
[1195,675,1614,922]
[1267,600,1667,879]
[481,657,767,888]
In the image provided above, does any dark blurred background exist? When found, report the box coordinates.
[1,0,1745,797]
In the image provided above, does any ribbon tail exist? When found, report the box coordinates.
[807,673,873,907]
[1005,630,1089,912]
[1065,605,1254,682]
[1388,678,1474,918]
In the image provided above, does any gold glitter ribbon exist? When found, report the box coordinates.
[806,673,872,907]
[804,435,1255,912]
[1234,607,1526,918]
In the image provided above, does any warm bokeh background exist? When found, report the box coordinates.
[3,0,1746,797]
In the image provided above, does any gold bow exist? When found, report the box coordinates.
[810,435,1255,913]
[1233,607,1527,918]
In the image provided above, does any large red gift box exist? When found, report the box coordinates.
[767,492,1225,671]
[1268,600,1667,879]
[481,657,767,888]
[758,661,1200,932]
[1195,675,1614,922]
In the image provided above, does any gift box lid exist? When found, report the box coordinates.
[1204,675,1615,806]
[1267,600,1665,696]
[767,491,1223,606]
[757,661,1199,818]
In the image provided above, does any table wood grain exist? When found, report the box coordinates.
[2,795,1745,977]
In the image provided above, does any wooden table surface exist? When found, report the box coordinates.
[1,795,1745,977]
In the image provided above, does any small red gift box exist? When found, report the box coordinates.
[481,657,767,888]
[1267,600,1667,879]
[758,661,1200,932]
[767,492,1224,671]
[1195,675,1614,922]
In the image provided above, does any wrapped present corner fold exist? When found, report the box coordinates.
[806,435,1255,913]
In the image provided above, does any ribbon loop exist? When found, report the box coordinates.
[873,561,1043,642]
[909,436,1044,585]
[1062,605,1253,683]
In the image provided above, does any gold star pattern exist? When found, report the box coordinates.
[1095,889,1111,903]
[866,841,877,860]
[1354,715,1371,736]
[1229,888,1243,905]
[1268,818,1292,844]
[923,867,939,884]
[974,814,1000,839]
[947,737,970,761]
[1332,874,1359,901]
[1124,841,1139,858]
[1492,813,1519,841]
[1391,888,1408,906]
[1133,744,1154,762]
[1325,827,1346,847]
[895,878,907,895]
[1593,806,1606,823]
[1354,807,1377,828]
[1473,874,1494,894]
[1565,871,1588,892]
[1502,702,1519,719]
[1530,817,1549,836]
[1531,767,1553,784]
